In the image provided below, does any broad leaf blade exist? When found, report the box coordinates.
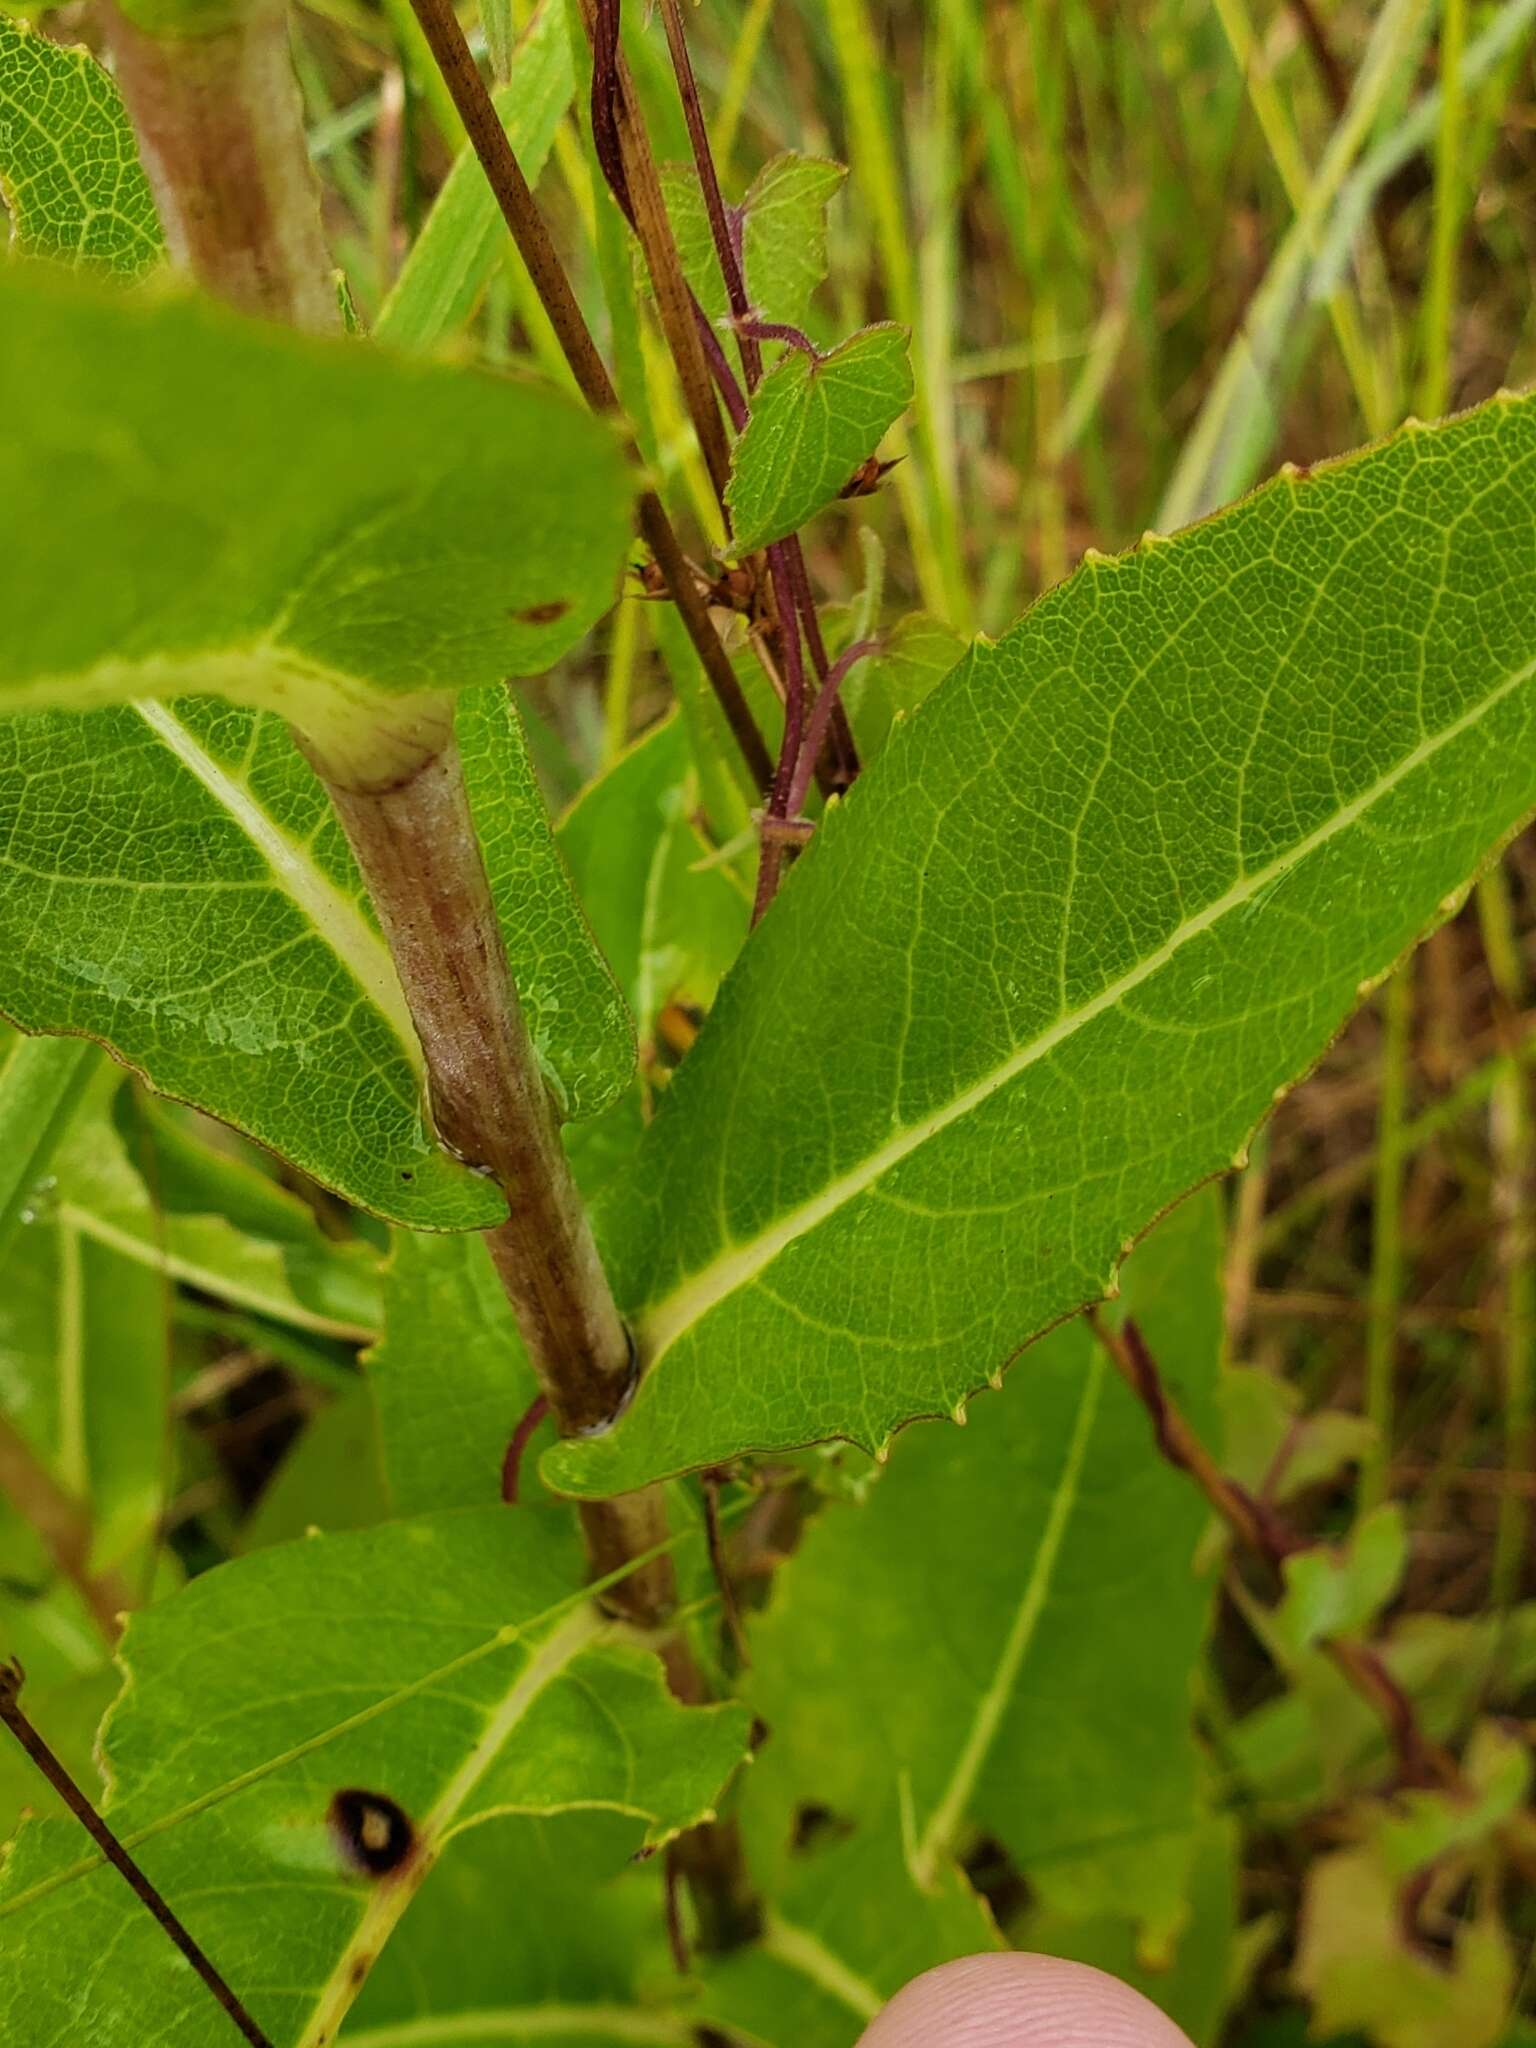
[700,1810,997,2048]
[0,1509,750,2048]
[0,261,630,731]
[549,397,1536,1496]
[0,14,162,276]
[368,1230,540,1514]
[726,325,913,553]
[0,701,497,1227]
[737,1194,1222,1936]
[341,1811,686,2046]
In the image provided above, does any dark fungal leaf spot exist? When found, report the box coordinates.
[329,1788,415,1877]
[513,599,570,625]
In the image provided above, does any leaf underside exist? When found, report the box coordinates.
[548,394,1536,1498]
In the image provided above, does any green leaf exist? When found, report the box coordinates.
[726,325,913,553]
[549,397,1536,1498]
[1230,1606,1536,1815]
[341,1811,687,2046]
[0,261,630,752]
[0,1032,95,1256]
[739,155,847,332]
[700,1809,997,2048]
[458,683,634,1120]
[1272,1503,1407,1654]
[657,153,846,335]
[1016,1813,1243,2048]
[0,1508,751,2048]
[736,1194,1220,1935]
[842,610,966,761]
[367,1230,540,1514]
[1,1065,169,1571]
[0,14,162,277]
[556,712,750,1052]
[241,1385,388,1550]
[0,700,495,1229]
[374,0,572,354]
[0,694,631,1231]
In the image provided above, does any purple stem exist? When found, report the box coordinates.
[787,640,877,816]
[764,543,807,822]
[693,302,749,434]
[735,317,819,359]
[590,0,634,225]
[656,0,760,390]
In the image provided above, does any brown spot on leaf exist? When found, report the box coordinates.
[513,599,570,625]
[330,1789,415,1877]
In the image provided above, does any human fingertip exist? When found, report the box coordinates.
[855,1950,1197,2047]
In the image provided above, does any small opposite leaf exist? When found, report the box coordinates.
[1272,1503,1407,1654]
[549,397,1536,1498]
[652,152,844,334]
[842,610,966,761]
[0,14,162,276]
[740,154,847,332]
[0,1509,750,2048]
[726,324,913,553]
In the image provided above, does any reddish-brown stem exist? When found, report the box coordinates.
[104,0,339,332]
[307,729,673,1626]
[1090,1312,1458,1792]
[655,0,761,390]
[0,1416,132,1646]
[764,545,808,825]
[735,316,818,358]
[786,639,876,817]
[405,0,772,794]
[501,1393,551,1504]
[580,0,733,502]
[0,1662,275,2047]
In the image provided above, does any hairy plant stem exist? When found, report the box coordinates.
[306,728,674,1629]
[104,0,340,332]
[0,1663,276,2048]
[404,0,773,796]
[106,0,690,1633]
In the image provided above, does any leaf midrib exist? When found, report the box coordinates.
[910,1352,1105,1885]
[131,701,416,1062]
[296,1604,607,2048]
[639,647,1536,1362]
[338,2008,694,2046]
